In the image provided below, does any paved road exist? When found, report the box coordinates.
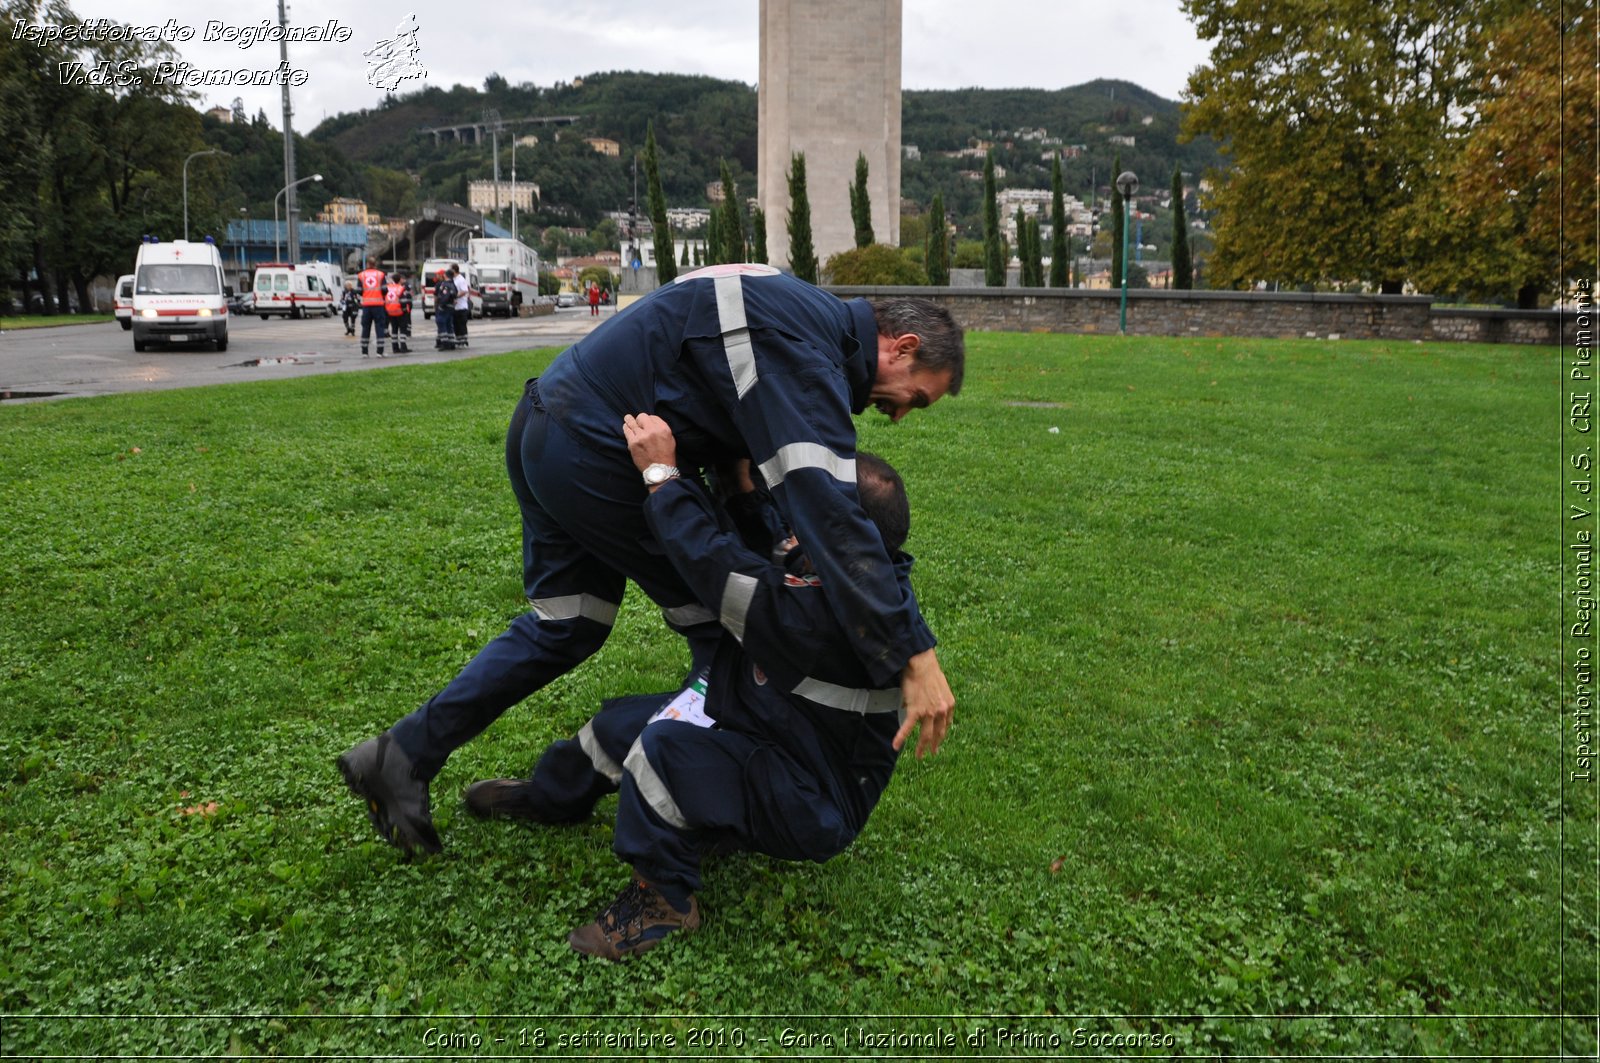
[0,305,615,404]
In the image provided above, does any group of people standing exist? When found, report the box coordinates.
[430,265,472,351]
[339,265,474,355]
[341,268,414,357]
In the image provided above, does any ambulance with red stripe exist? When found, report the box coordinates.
[468,238,540,317]
[251,262,338,319]
[131,236,229,352]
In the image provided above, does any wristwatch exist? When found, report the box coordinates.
[641,463,680,487]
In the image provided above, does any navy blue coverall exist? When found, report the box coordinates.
[388,266,936,780]
[510,476,907,893]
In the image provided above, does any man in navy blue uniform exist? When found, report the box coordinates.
[338,264,963,855]
[466,412,916,958]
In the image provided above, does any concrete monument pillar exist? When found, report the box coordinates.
[758,0,902,272]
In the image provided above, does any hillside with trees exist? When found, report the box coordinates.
[303,72,1219,246]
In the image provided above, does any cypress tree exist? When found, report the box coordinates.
[850,152,874,248]
[719,160,744,262]
[681,241,690,267]
[925,191,950,286]
[1111,153,1124,290]
[983,151,1004,287]
[786,152,819,284]
[1049,154,1068,287]
[694,242,704,266]
[1171,165,1194,290]
[707,209,723,265]
[643,122,676,283]
[1015,206,1031,285]
[1027,217,1044,287]
[751,207,768,264]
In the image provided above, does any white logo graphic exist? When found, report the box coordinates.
[365,14,425,91]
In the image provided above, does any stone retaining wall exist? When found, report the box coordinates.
[826,286,1574,346]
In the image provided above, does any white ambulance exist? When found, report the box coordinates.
[252,262,338,319]
[251,262,339,320]
[468,238,540,317]
[131,237,229,351]
[113,274,134,330]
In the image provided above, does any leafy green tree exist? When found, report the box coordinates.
[953,239,986,269]
[1049,155,1069,287]
[982,151,1004,286]
[1414,0,1593,305]
[786,152,819,283]
[718,159,744,262]
[924,192,950,285]
[850,152,874,248]
[643,122,676,282]
[825,244,928,286]
[1182,0,1484,292]
[899,212,928,251]
[1171,166,1194,290]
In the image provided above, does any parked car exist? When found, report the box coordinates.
[227,289,254,316]
[556,291,577,308]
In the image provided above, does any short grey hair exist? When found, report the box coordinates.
[871,298,965,395]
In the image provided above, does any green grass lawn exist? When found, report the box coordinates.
[0,314,115,330]
[0,333,1578,1056]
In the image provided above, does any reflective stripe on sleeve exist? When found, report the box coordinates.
[719,571,759,644]
[757,442,856,489]
[528,593,620,627]
[714,274,758,399]
[661,602,717,630]
[790,676,903,715]
[577,720,623,784]
[623,737,689,829]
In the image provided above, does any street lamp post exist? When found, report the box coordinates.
[183,148,227,241]
[1115,171,1138,334]
[237,207,248,274]
[274,174,322,261]
[510,138,518,243]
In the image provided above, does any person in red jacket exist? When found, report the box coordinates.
[588,281,601,316]
[357,264,388,357]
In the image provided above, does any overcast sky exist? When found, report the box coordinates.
[55,0,1213,129]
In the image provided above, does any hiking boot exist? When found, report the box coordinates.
[569,880,701,960]
[335,733,441,854]
[464,778,560,822]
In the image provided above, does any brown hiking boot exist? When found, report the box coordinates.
[568,880,701,960]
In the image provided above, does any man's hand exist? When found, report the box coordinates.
[893,648,954,758]
[623,412,677,473]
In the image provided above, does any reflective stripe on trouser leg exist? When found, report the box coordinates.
[578,720,623,784]
[532,593,621,627]
[512,695,666,823]
[622,736,688,829]
[613,724,857,896]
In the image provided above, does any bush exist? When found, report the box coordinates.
[823,244,929,286]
